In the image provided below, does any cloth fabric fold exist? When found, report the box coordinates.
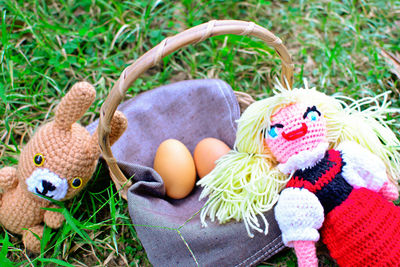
[88,79,284,266]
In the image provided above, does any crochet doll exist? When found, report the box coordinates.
[198,81,400,266]
[0,82,127,253]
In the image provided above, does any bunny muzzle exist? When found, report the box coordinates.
[26,169,68,200]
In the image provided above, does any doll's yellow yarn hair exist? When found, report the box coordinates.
[198,80,400,237]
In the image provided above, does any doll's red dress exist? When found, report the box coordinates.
[275,142,400,267]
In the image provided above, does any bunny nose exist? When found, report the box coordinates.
[27,168,69,200]
[35,179,56,197]
[41,180,56,194]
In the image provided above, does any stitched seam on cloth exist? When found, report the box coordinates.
[237,236,283,267]
[215,80,238,133]
[226,80,241,123]
[249,241,284,267]
[227,80,241,125]
[234,236,283,267]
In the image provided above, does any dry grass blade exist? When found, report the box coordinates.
[103,251,115,266]
[380,49,400,80]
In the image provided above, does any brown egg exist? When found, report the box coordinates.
[193,138,231,178]
[153,139,196,199]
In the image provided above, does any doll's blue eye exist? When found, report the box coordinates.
[266,124,283,139]
[268,127,278,138]
[307,111,319,121]
[303,106,321,121]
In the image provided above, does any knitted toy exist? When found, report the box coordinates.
[198,80,400,266]
[0,82,127,253]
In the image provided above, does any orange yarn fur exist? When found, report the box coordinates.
[0,82,127,253]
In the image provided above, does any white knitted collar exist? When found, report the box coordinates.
[277,142,329,175]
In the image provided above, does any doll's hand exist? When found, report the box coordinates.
[378,181,399,201]
[293,240,318,267]
[0,167,18,192]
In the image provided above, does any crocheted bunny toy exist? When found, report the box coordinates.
[0,82,127,253]
[198,82,400,266]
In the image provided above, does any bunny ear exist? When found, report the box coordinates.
[107,111,128,146]
[55,82,96,130]
[90,110,127,153]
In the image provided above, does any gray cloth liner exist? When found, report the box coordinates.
[88,79,285,266]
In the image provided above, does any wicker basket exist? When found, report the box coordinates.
[98,20,294,199]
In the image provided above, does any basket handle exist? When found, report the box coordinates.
[99,20,294,199]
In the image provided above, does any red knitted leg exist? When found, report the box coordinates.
[293,240,318,267]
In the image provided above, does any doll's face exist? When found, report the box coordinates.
[264,103,327,163]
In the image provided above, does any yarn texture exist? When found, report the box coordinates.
[198,81,400,265]
[322,188,400,267]
[275,143,400,266]
[198,82,400,239]
[293,241,318,267]
[0,82,127,253]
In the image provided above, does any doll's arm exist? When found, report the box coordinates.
[293,240,318,267]
[378,181,399,201]
[0,167,18,192]
[275,188,324,265]
[338,141,388,192]
[44,205,65,229]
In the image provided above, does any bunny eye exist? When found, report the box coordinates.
[33,153,45,167]
[70,177,83,189]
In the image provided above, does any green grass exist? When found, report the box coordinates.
[0,0,399,266]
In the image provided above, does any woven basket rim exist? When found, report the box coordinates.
[98,20,294,199]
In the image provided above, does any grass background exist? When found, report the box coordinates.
[0,0,399,266]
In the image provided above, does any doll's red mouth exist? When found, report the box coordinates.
[282,123,308,141]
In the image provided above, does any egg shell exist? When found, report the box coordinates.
[193,138,231,178]
[153,139,196,199]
